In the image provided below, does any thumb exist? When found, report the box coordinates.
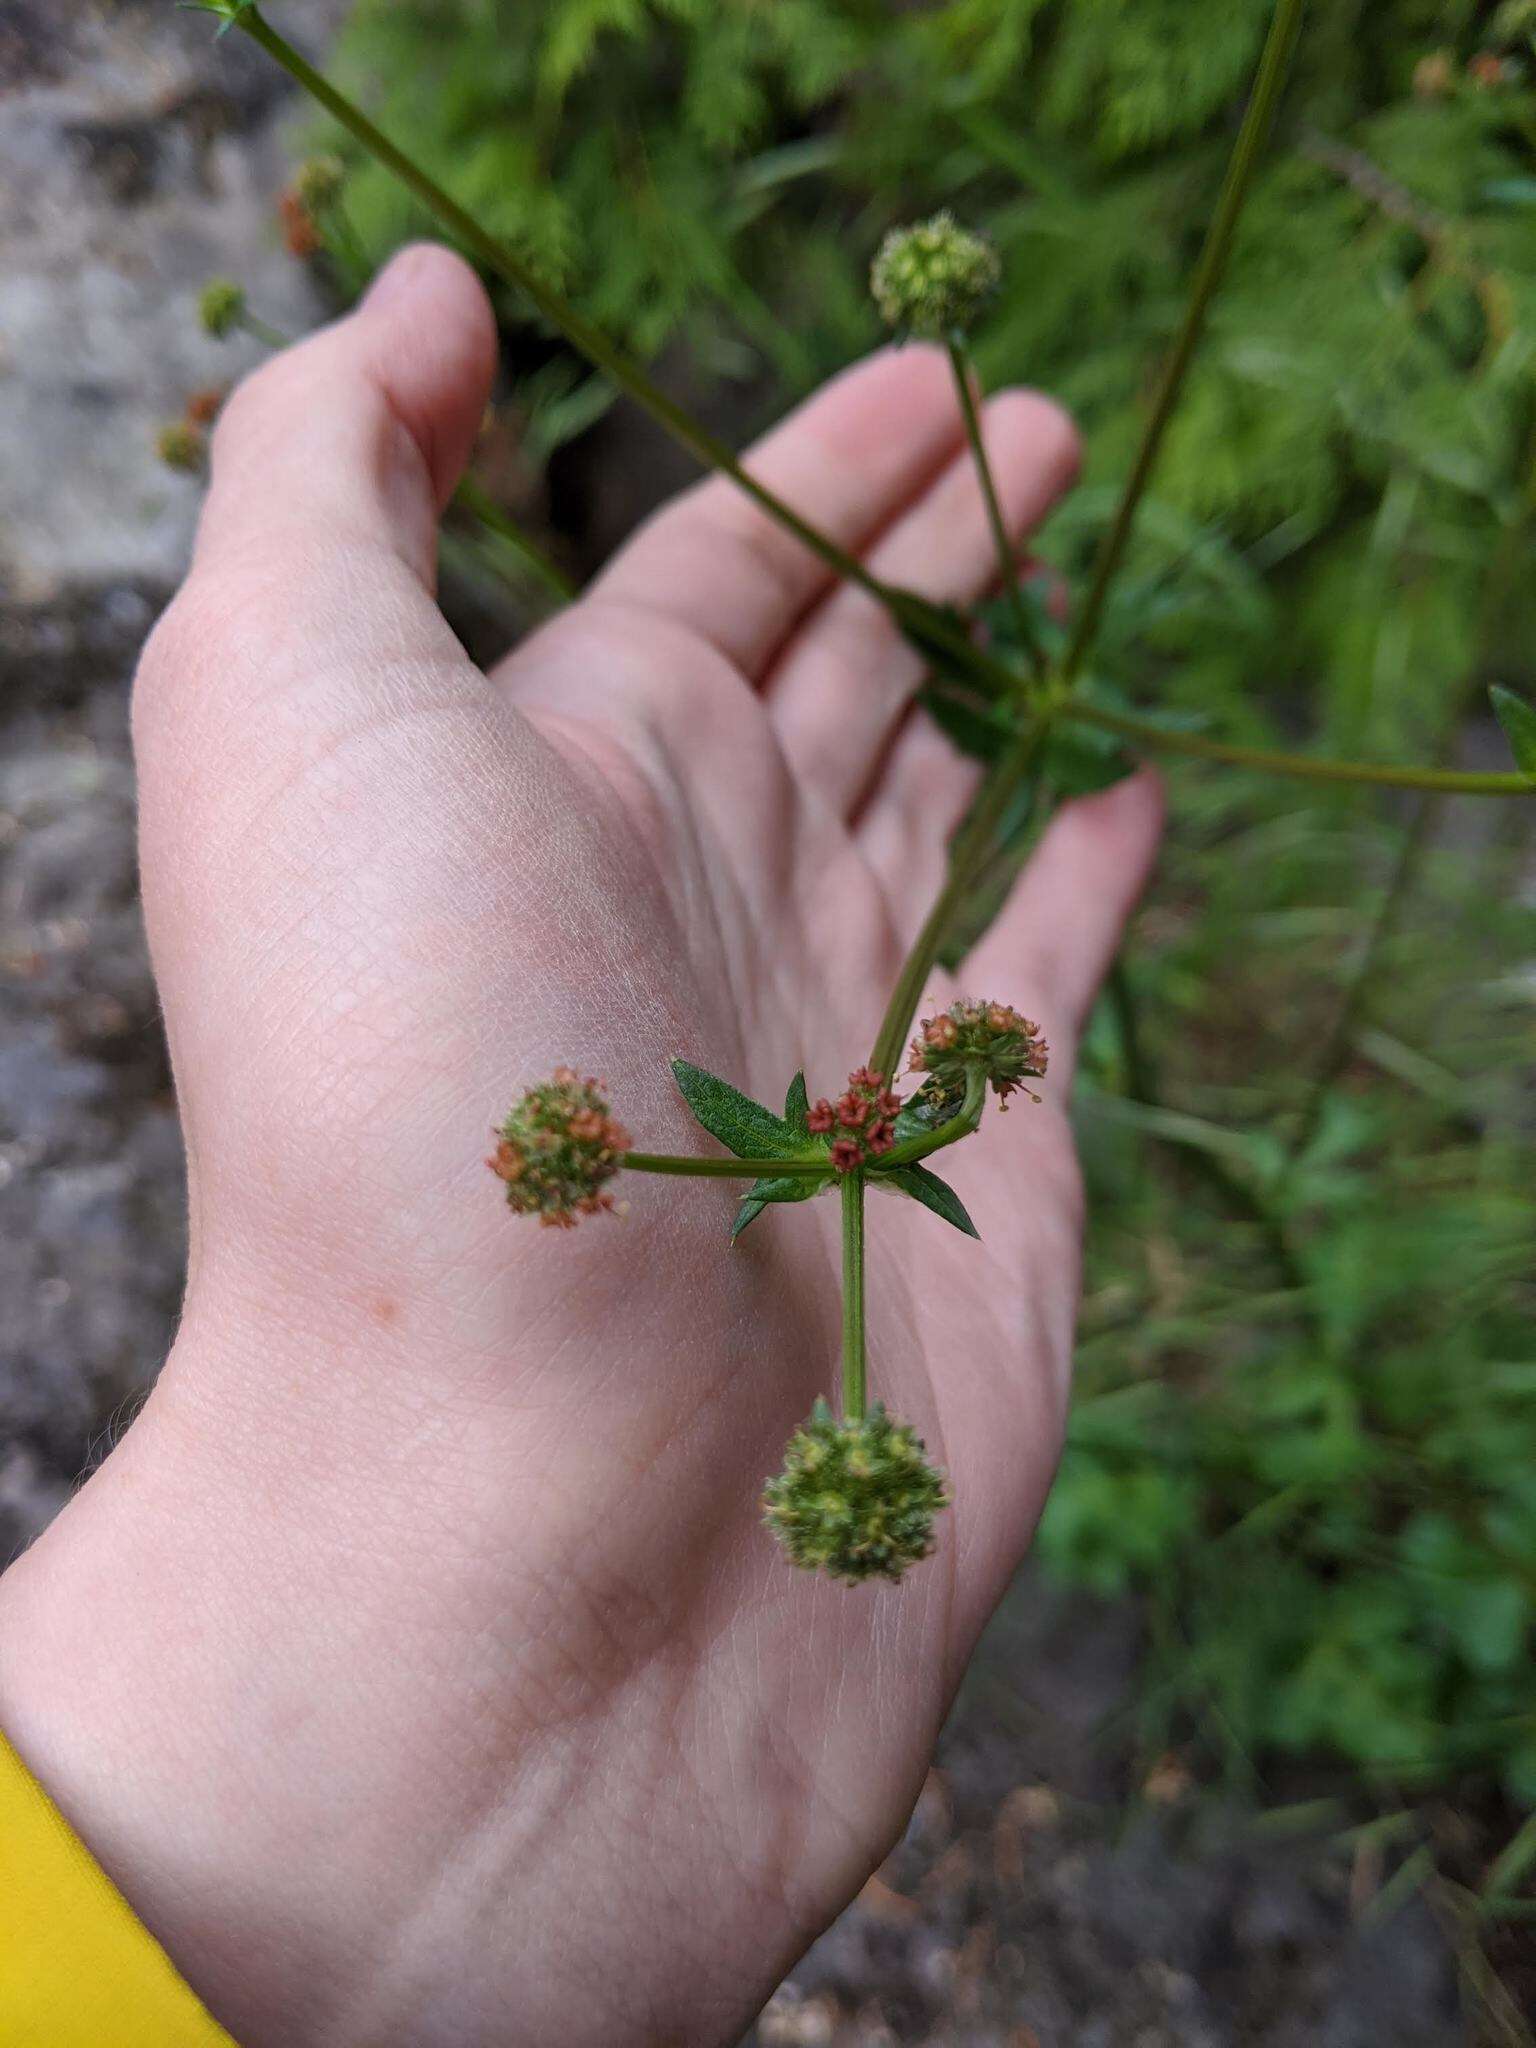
[193,242,497,588]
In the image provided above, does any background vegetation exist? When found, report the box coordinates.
[311,0,1536,1866]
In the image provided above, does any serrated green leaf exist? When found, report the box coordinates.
[1042,722,1136,796]
[730,1170,831,1242]
[783,1071,810,1136]
[1489,686,1536,775]
[920,679,1015,763]
[672,1057,800,1160]
[882,1162,980,1238]
[896,596,1001,693]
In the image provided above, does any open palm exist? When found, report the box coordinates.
[0,249,1160,2047]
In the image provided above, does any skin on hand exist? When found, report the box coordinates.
[0,246,1161,2048]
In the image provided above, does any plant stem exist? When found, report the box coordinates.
[237,309,291,350]
[623,1152,829,1180]
[453,476,576,603]
[868,719,1051,1080]
[841,1172,867,1423]
[1059,698,1536,796]
[235,7,908,618]
[946,339,1043,677]
[1059,0,1308,689]
[872,1066,988,1169]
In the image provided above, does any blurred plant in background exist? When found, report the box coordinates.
[280,0,1536,1829]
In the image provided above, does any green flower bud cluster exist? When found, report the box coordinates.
[198,278,247,340]
[870,212,1000,340]
[293,155,345,212]
[489,1068,631,1228]
[763,1398,948,1582]
[908,997,1048,1105]
[155,420,205,474]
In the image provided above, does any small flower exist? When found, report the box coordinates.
[198,278,247,340]
[1412,50,1456,97]
[184,385,227,429]
[155,420,206,473]
[489,1070,631,1227]
[763,1397,949,1583]
[278,186,322,259]
[870,212,1000,340]
[820,1067,905,1172]
[908,997,1048,1106]
[293,155,345,213]
[1469,49,1514,88]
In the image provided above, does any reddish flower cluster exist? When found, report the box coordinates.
[489,1068,631,1228]
[908,998,1048,1107]
[278,184,322,259]
[806,1066,903,1174]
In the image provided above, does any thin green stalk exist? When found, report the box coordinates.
[872,1066,987,1170]
[841,1173,867,1423]
[1059,0,1308,689]
[868,720,1050,1081]
[946,339,1042,677]
[624,1152,829,1180]
[235,7,909,620]
[237,309,291,350]
[454,476,576,603]
[1059,698,1536,796]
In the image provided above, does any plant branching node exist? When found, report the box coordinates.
[490,1069,631,1228]
[806,1068,902,1174]
[763,1398,949,1583]
[870,213,1000,340]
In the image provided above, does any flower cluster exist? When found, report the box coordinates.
[908,998,1048,1106]
[488,1069,631,1228]
[763,1398,949,1583]
[198,278,247,340]
[870,212,1000,340]
[806,1066,902,1174]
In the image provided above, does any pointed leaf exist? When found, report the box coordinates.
[896,596,1000,693]
[1490,686,1536,775]
[672,1057,798,1160]
[730,1169,831,1243]
[783,1071,810,1136]
[883,1162,980,1238]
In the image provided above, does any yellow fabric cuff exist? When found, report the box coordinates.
[0,1731,237,2047]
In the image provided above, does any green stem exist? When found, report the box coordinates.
[453,475,576,603]
[872,1066,987,1170]
[868,720,1050,1081]
[1059,698,1536,796]
[946,339,1043,677]
[236,309,291,350]
[623,1152,829,1180]
[841,1172,867,1423]
[235,7,904,617]
[1059,0,1308,689]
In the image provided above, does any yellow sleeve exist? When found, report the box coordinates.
[0,1731,238,2047]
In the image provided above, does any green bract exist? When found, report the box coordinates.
[763,1399,948,1583]
[870,213,1000,339]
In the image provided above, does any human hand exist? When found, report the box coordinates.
[0,248,1160,2047]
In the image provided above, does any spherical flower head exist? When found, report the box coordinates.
[488,1067,631,1228]
[198,278,246,340]
[294,155,345,212]
[155,420,205,473]
[763,1398,948,1583]
[870,212,1000,340]
[808,1068,903,1173]
[908,997,1048,1105]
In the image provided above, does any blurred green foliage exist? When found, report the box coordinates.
[319,0,1536,1800]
